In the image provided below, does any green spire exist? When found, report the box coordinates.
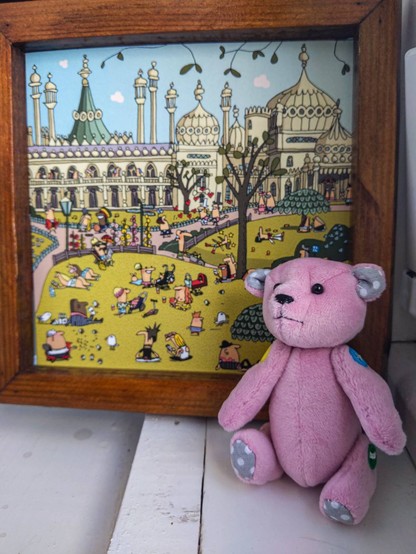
[69,55,111,144]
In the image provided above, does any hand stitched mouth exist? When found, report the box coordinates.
[274,315,304,324]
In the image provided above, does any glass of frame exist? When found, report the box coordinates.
[0,0,400,416]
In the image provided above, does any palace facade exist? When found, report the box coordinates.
[27,45,352,214]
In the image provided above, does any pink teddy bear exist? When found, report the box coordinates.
[218,258,406,525]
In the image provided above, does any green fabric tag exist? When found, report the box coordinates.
[368,443,377,470]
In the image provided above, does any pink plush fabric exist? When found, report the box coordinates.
[218,258,406,525]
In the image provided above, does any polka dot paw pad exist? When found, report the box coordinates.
[230,439,256,480]
[322,499,354,525]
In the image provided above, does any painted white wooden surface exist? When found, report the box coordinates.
[200,419,416,554]
[108,415,206,554]
[0,404,143,554]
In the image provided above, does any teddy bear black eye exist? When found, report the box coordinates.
[311,283,324,295]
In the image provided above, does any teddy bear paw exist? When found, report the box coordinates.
[322,499,354,525]
[231,439,256,481]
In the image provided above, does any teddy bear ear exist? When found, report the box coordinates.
[352,264,386,302]
[245,269,271,298]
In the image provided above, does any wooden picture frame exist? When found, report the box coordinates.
[0,0,400,416]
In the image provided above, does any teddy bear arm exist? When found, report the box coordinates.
[218,344,290,432]
[331,345,406,455]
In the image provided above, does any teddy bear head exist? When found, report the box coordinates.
[245,258,386,348]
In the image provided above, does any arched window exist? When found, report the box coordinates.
[50,167,61,179]
[165,186,173,206]
[287,156,294,167]
[36,167,47,179]
[127,163,138,177]
[86,165,99,178]
[247,120,253,130]
[146,163,157,178]
[67,166,78,179]
[270,182,277,197]
[108,163,121,178]
[69,188,78,208]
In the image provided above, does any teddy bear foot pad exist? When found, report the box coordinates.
[322,499,354,525]
[231,439,255,481]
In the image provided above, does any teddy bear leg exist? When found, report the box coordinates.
[230,426,283,485]
[320,434,377,525]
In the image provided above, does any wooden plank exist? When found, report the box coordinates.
[352,0,401,370]
[200,419,416,553]
[0,404,143,554]
[0,369,243,417]
[108,415,206,554]
[0,32,33,388]
[0,0,376,47]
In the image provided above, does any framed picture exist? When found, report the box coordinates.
[0,0,400,416]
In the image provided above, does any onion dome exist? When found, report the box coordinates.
[29,65,41,86]
[315,102,352,164]
[176,81,220,146]
[134,69,147,89]
[44,73,57,92]
[148,61,159,80]
[267,44,337,133]
[229,106,245,150]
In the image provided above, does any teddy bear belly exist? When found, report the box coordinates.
[269,348,361,487]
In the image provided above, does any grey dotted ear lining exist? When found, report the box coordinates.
[352,266,386,301]
[247,269,271,291]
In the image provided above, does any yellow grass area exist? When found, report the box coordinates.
[34,209,351,374]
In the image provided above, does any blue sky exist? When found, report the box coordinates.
[26,40,354,143]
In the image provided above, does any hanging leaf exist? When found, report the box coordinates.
[117,52,124,61]
[342,63,350,75]
[270,53,278,64]
[100,61,106,69]
[219,46,226,59]
[230,68,241,78]
[180,64,195,75]
[252,51,258,60]
[271,157,280,172]
[195,64,203,73]
[262,131,271,142]
[224,68,231,75]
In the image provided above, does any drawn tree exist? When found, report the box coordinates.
[276,189,330,230]
[167,160,210,215]
[231,303,273,343]
[215,131,286,279]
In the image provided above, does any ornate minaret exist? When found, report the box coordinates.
[165,82,178,145]
[147,61,159,144]
[134,69,147,143]
[28,65,42,146]
[220,82,232,146]
[43,73,58,142]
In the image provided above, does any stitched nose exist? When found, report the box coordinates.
[275,294,294,305]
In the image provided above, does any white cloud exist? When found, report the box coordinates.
[253,74,271,89]
[59,59,69,69]
[111,91,125,104]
